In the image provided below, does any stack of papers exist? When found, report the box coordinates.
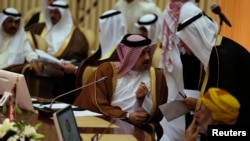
[33,103,102,117]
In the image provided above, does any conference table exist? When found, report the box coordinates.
[16,108,155,141]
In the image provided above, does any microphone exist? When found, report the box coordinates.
[36,76,108,117]
[210,3,232,27]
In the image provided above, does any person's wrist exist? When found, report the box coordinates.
[126,112,130,120]
[74,66,78,74]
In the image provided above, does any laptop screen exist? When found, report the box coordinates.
[53,105,82,141]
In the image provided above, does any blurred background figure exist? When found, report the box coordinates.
[0,7,38,72]
[25,0,67,29]
[114,0,162,33]
[133,13,162,68]
[98,9,127,60]
[26,0,89,103]
[133,13,162,44]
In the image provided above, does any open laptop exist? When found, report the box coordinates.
[53,105,82,141]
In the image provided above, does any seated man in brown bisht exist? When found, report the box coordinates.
[74,34,168,140]
[26,1,89,103]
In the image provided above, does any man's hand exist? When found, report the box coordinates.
[128,111,149,127]
[30,60,43,75]
[185,118,201,141]
[135,82,148,104]
[135,82,148,99]
[60,61,77,74]
[181,97,197,111]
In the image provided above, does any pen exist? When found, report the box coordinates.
[178,91,187,98]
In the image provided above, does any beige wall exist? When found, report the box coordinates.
[2,0,248,51]
[219,0,250,51]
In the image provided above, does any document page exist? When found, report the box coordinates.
[141,95,152,114]
[159,89,200,121]
[35,49,61,64]
[33,103,102,116]
[159,100,190,122]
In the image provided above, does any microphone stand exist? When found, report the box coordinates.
[50,78,103,108]
[37,76,107,117]
[218,18,223,34]
[91,118,116,141]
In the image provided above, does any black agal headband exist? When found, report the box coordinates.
[100,11,121,19]
[137,14,158,25]
[2,8,21,17]
[121,34,152,47]
[177,12,213,31]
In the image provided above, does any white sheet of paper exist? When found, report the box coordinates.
[73,110,103,117]
[184,89,200,98]
[159,100,190,122]
[33,103,103,117]
[141,96,152,114]
[33,103,75,110]
[35,49,61,64]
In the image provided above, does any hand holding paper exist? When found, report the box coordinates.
[32,49,66,77]
[60,61,77,74]
[181,97,198,111]
[159,100,190,122]
[159,89,200,122]
[35,49,61,64]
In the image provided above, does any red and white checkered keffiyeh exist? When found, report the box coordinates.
[115,34,156,78]
[161,1,184,72]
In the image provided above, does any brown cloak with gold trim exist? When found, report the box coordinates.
[74,62,168,137]
[26,22,88,63]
